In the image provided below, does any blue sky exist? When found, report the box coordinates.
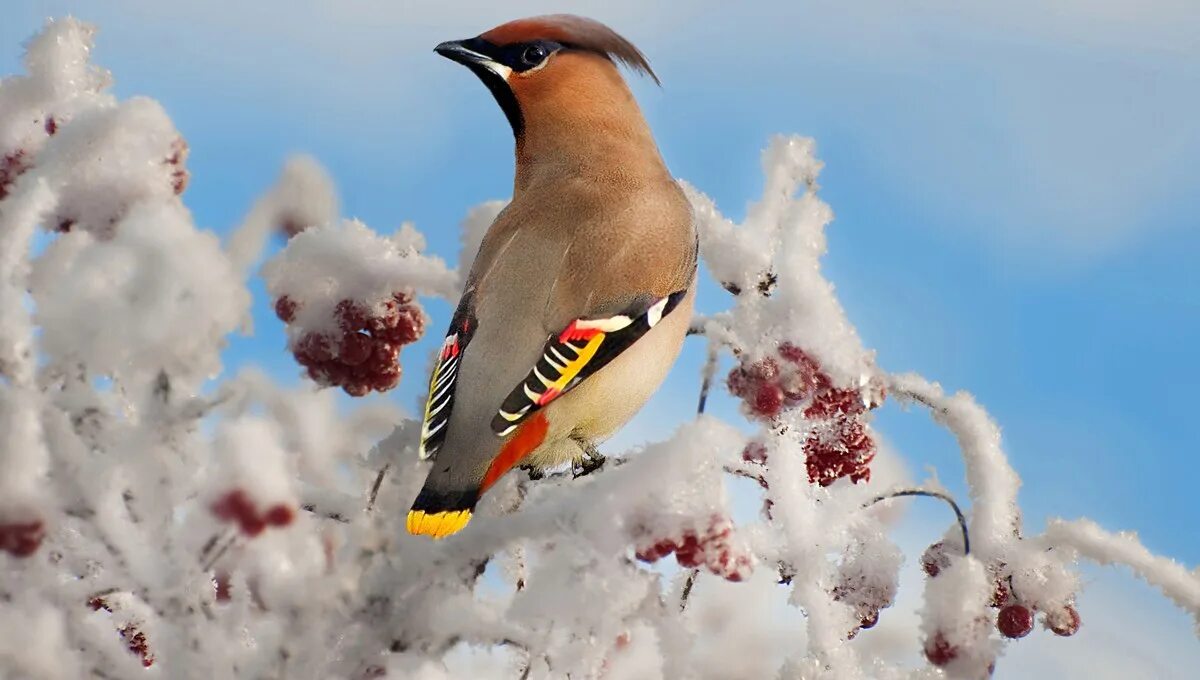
[6,0,1199,674]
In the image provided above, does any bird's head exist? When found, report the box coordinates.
[434,15,659,139]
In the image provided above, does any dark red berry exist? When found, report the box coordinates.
[921,542,952,578]
[336,300,369,332]
[339,332,372,366]
[924,632,957,666]
[274,296,297,323]
[1045,605,1080,637]
[214,572,232,602]
[264,504,295,527]
[754,384,784,419]
[0,520,45,557]
[997,604,1033,639]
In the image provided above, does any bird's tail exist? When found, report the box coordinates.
[407,412,552,539]
[406,485,478,539]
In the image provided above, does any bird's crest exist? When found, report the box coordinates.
[481,14,659,85]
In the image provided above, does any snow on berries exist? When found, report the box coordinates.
[1044,604,1081,636]
[278,291,424,396]
[88,596,155,667]
[210,489,295,537]
[263,219,455,396]
[209,418,298,537]
[727,342,879,485]
[634,515,754,582]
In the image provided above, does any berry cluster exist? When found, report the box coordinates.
[210,489,295,537]
[53,134,190,236]
[921,540,1081,652]
[727,343,879,486]
[88,597,155,667]
[275,292,425,397]
[165,137,189,196]
[0,149,30,202]
[634,516,753,582]
[0,519,44,558]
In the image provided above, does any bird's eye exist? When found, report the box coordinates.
[521,44,548,67]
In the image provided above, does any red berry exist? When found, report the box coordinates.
[674,533,702,568]
[45,116,58,135]
[741,441,768,465]
[336,300,369,332]
[343,382,370,398]
[238,514,267,537]
[369,366,402,392]
[860,610,879,629]
[921,542,952,578]
[264,504,295,527]
[213,572,232,602]
[297,333,334,363]
[924,632,957,667]
[0,520,45,557]
[1045,605,1080,637]
[387,304,425,345]
[753,384,784,419]
[274,296,298,323]
[339,332,372,366]
[997,604,1033,639]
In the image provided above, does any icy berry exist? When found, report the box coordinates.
[336,300,369,332]
[296,333,334,364]
[1045,605,1081,637]
[339,332,372,366]
[742,441,768,465]
[997,604,1034,639]
[924,631,957,666]
[274,296,298,323]
[0,520,45,558]
[921,542,953,578]
[120,625,154,667]
[754,384,784,419]
[213,572,232,602]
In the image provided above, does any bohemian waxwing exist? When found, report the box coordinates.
[408,15,697,538]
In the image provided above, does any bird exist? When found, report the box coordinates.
[407,15,697,539]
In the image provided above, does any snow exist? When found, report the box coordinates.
[1,16,1197,680]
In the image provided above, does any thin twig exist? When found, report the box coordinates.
[679,569,700,612]
[366,463,390,512]
[865,488,970,554]
[201,530,238,573]
[697,342,718,415]
[301,503,351,523]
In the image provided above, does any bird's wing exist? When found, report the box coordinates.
[489,288,689,436]
[418,291,478,460]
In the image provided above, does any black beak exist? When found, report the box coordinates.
[434,37,524,137]
[434,39,495,68]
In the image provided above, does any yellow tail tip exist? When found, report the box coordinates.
[406,509,472,539]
